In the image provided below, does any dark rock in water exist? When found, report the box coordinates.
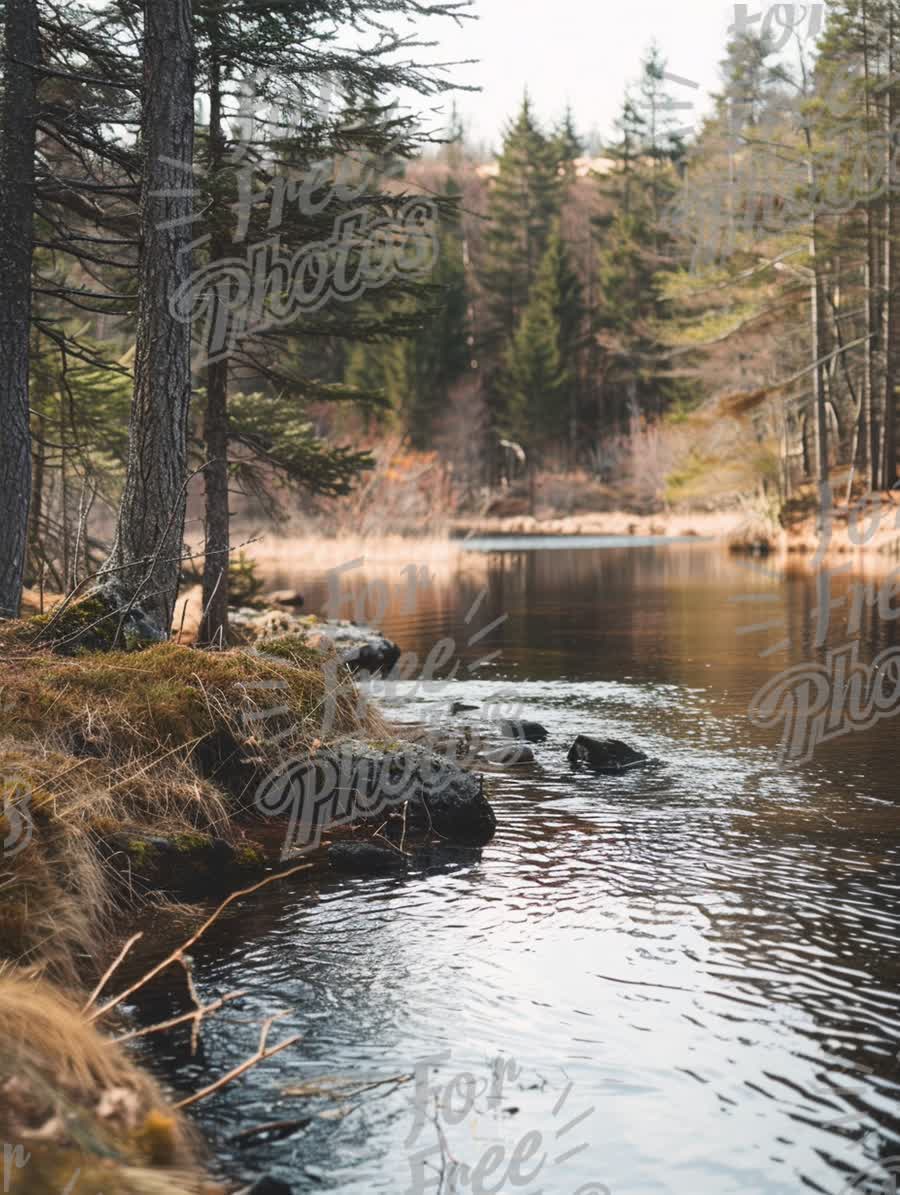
[498,719,548,743]
[567,735,649,774]
[404,751,495,845]
[312,620,401,674]
[451,700,479,714]
[228,609,400,674]
[349,637,401,675]
[329,841,482,877]
[261,740,496,849]
[248,1178,293,1195]
[328,842,408,874]
[409,843,483,870]
[483,743,535,765]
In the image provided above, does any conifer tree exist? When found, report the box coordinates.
[553,105,583,180]
[481,95,562,343]
[341,191,470,450]
[187,0,471,641]
[0,0,39,617]
[479,95,562,466]
[503,220,583,461]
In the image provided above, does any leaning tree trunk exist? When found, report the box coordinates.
[198,36,231,647]
[0,0,38,619]
[101,0,195,633]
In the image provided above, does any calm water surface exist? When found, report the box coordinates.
[139,540,900,1195]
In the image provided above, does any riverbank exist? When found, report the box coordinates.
[0,596,496,1194]
[450,494,900,562]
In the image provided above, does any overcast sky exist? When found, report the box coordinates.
[410,0,808,151]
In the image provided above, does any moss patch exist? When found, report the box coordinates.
[0,635,382,975]
[2,593,160,657]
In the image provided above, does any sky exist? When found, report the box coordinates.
[410,0,807,152]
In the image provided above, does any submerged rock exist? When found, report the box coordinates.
[409,843,484,870]
[248,1179,293,1195]
[483,743,535,765]
[566,735,649,774]
[328,840,484,877]
[328,841,408,874]
[498,719,549,743]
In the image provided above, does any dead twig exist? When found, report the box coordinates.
[229,1117,311,1145]
[173,1013,301,1109]
[81,932,143,1013]
[87,860,315,1024]
[114,988,248,1044]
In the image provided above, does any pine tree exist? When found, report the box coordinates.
[187,0,471,641]
[553,105,583,181]
[503,220,583,459]
[479,95,562,469]
[341,185,471,450]
[0,0,39,617]
[100,0,195,633]
[481,95,562,343]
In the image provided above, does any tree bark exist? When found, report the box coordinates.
[0,0,38,618]
[882,5,897,488]
[862,0,880,490]
[199,359,230,645]
[799,53,828,498]
[101,0,195,632]
[198,35,231,646]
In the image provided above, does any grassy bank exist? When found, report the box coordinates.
[0,602,388,1194]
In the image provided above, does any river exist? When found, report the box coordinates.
[137,537,900,1195]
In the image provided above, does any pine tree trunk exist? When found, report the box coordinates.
[28,413,45,582]
[811,233,828,489]
[882,6,897,488]
[101,0,195,633]
[199,359,230,645]
[862,0,879,491]
[802,112,828,494]
[0,0,38,619]
[198,40,231,646]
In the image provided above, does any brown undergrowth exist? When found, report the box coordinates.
[0,631,380,974]
[0,970,218,1194]
[0,603,386,1193]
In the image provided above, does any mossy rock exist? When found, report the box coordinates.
[4,592,164,657]
[100,830,265,896]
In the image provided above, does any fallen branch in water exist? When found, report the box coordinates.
[81,931,143,1013]
[229,1117,311,1145]
[174,1013,301,1109]
[88,860,315,1024]
[114,988,248,1045]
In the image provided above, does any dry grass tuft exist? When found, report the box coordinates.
[0,637,381,978]
[0,970,213,1194]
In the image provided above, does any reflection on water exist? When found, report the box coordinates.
[139,541,900,1194]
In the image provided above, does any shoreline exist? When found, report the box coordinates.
[0,598,497,1195]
